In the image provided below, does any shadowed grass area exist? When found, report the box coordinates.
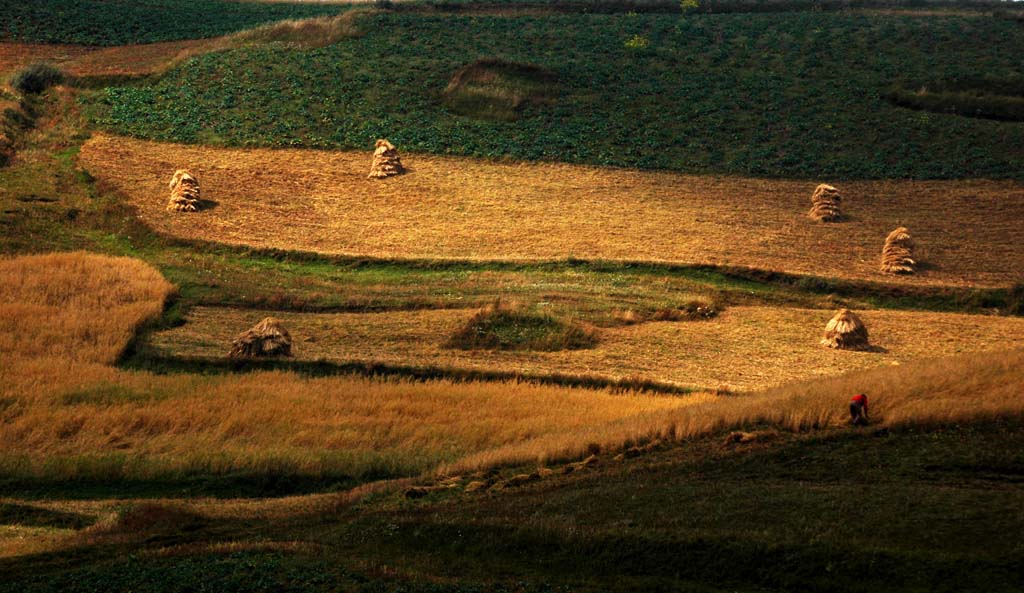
[2,422,1023,591]
[0,502,93,530]
[443,58,558,121]
[884,76,1024,121]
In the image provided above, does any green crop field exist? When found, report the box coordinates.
[0,0,346,46]
[94,12,1024,178]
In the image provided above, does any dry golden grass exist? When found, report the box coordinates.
[79,134,1024,288]
[446,348,1024,473]
[0,43,92,78]
[0,40,220,80]
[229,10,365,48]
[0,355,711,482]
[5,346,1019,490]
[4,347,1020,561]
[0,252,174,364]
[150,305,1024,391]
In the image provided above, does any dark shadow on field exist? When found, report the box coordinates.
[118,354,697,395]
[367,520,1022,593]
[0,502,95,529]
[0,473,364,501]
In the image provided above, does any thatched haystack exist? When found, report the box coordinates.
[228,317,293,358]
[167,169,200,212]
[367,139,404,179]
[820,308,870,351]
[880,226,916,274]
[808,183,842,222]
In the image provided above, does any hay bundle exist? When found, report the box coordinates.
[880,226,916,274]
[808,183,842,222]
[820,308,870,351]
[367,139,404,179]
[167,169,200,212]
[228,317,292,358]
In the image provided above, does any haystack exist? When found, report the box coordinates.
[367,139,404,179]
[228,317,293,358]
[167,169,200,212]
[808,183,842,222]
[880,226,915,274]
[820,308,870,351]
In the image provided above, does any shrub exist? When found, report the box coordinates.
[10,63,65,95]
[624,34,650,50]
[650,298,718,321]
[447,301,599,351]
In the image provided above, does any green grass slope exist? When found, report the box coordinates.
[0,0,346,46]
[3,423,1022,592]
[94,12,1024,178]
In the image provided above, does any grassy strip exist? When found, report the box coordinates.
[141,236,1024,316]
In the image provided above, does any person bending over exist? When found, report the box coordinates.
[849,393,869,426]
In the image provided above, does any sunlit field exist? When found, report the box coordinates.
[147,304,1024,390]
[3,4,1024,591]
[81,135,1024,287]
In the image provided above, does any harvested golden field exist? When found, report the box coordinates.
[0,40,218,79]
[147,305,1024,391]
[0,252,174,364]
[79,134,1024,288]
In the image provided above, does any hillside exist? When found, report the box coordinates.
[93,12,1024,178]
[0,0,346,46]
[2,4,1023,591]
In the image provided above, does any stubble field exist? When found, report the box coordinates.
[80,134,1024,288]
[146,304,1024,391]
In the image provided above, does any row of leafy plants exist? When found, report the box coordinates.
[401,0,1023,13]
[93,12,1024,179]
[0,0,345,46]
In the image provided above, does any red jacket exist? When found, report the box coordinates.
[850,394,868,411]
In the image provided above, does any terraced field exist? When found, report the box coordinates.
[146,305,1024,391]
[5,5,1024,592]
[81,134,1024,288]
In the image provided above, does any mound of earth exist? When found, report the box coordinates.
[443,58,558,121]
